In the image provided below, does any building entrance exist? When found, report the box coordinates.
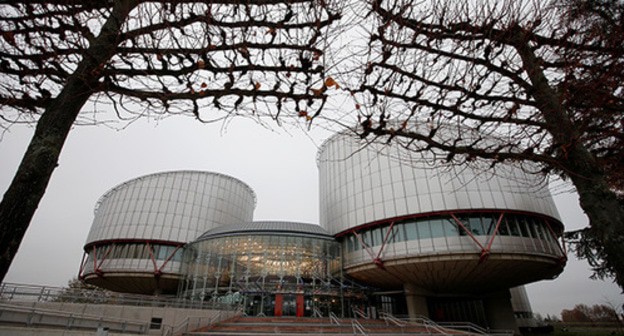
[274,294,304,317]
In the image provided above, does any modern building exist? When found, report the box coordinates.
[79,132,567,332]
[79,171,256,294]
[177,221,357,317]
[317,133,566,331]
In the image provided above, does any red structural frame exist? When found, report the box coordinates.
[341,209,567,270]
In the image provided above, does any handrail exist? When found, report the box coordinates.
[437,321,489,334]
[399,314,464,335]
[351,319,367,335]
[379,311,406,327]
[0,282,239,311]
[329,311,340,325]
[312,306,323,318]
[352,306,369,319]
[0,302,148,333]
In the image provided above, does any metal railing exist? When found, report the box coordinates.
[437,321,514,336]
[162,308,241,336]
[352,318,368,335]
[0,282,239,311]
[352,306,369,319]
[380,311,406,327]
[0,302,149,334]
[312,306,323,318]
[329,311,340,325]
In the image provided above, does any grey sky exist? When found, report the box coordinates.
[1,116,621,317]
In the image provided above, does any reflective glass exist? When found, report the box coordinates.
[442,218,459,237]
[508,218,521,237]
[468,217,484,235]
[405,222,418,240]
[429,219,445,238]
[417,220,432,239]
[483,216,497,235]
[392,224,405,242]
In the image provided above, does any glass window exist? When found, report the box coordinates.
[173,248,183,262]
[468,217,484,235]
[352,234,360,251]
[127,245,136,259]
[483,216,498,235]
[405,221,418,241]
[429,219,445,238]
[371,227,382,246]
[159,245,172,260]
[498,218,509,236]
[442,218,459,237]
[361,230,372,247]
[542,222,557,243]
[457,217,469,236]
[527,218,539,239]
[535,222,547,240]
[507,217,521,237]
[518,217,530,238]
[392,224,406,242]
[418,220,432,239]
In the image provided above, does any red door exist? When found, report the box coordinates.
[274,294,283,316]
[296,294,304,317]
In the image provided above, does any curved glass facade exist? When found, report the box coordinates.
[178,223,362,317]
[341,212,561,253]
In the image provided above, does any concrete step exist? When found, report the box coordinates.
[189,316,466,335]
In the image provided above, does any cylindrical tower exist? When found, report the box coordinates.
[318,132,566,327]
[79,171,256,294]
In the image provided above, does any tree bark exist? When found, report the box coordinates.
[565,145,624,289]
[512,27,624,289]
[0,0,137,282]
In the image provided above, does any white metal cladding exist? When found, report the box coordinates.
[317,133,561,235]
[85,171,256,244]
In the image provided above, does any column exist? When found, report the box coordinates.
[403,283,429,319]
[483,289,520,335]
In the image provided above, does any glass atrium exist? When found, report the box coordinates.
[178,222,366,317]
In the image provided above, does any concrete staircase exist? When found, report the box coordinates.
[188,316,472,335]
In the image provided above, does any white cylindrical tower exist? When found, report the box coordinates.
[79,171,256,294]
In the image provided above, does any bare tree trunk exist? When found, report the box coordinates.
[565,145,624,289]
[0,0,136,282]
[512,27,624,289]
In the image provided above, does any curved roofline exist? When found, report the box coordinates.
[195,221,333,242]
[316,128,357,167]
[94,170,256,214]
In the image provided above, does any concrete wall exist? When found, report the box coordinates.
[1,301,236,335]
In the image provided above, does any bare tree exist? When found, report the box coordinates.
[0,0,341,282]
[352,0,624,287]
[561,303,621,323]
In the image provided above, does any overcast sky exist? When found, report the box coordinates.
[1,115,621,317]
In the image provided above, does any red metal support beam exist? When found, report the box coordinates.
[353,230,377,264]
[94,244,112,277]
[480,213,505,263]
[78,251,87,279]
[450,213,485,251]
[353,223,397,270]
[146,241,159,275]
[157,245,183,275]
